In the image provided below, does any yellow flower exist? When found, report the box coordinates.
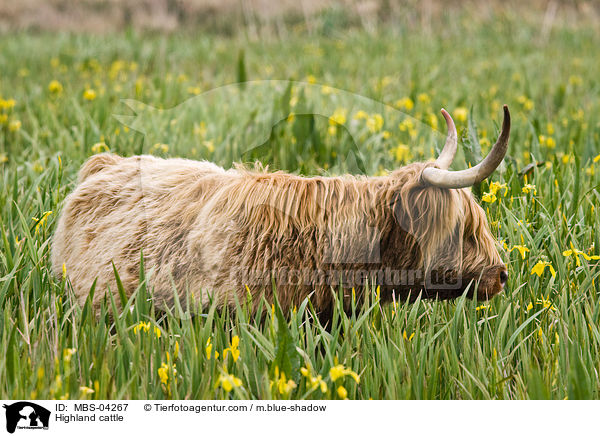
[508,245,530,259]
[79,386,95,395]
[83,89,97,101]
[586,165,595,176]
[173,341,180,361]
[91,142,109,154]
[536,296,557,311]
[531,261,556,278]
[63,348,77,363]
[392,144,410,162]
[218,371,242,392]
[517,95,534,111]
[48,80,63,94]
[329,364,360,384]
[402,330,415,341]
[572,109,584,121]
[366,114,384,133]
[563,245,600,267]
[538,134,546,146]
[32,211,52,234]
[203,140,215,153]
[425,112,438,130]
[475,305,489,311]
[321,85,333,95]
[453,107,468,122]
[158,363,170,385]
[187,86,201,95]
[569,75,582,86]
[301,367,328,393]
[482,192,497,203]
[0,98,16,110]
[594,154,600,164]
[526,302,533,311]
[158,362,177,391]
[395,97,414,111]
[398,118,415,132]
[273,367,297,395]
[417,93,430,105]
[150,143,169,154]
[8,120,21,132]
[133,321,149,334]
[194,121,207,137]
[539,134,556,148]
[132,321,160,337]
[353,110,369,120]
[135,78,144,95]
[205,338,216,360]
[136,322,148,334]
[337,386,348,399]
[489,181,508,196]
[223,335,240,362]
[0,114,7,124]
[522,184,537,195]
[398,118,417,138]
[278,376,296,395]
[329,108,347,126]
[0,153,8,164]
[329,365,344,381]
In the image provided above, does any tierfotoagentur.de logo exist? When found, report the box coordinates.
[2,402,50,434]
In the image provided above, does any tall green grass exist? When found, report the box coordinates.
[1,14,599,399]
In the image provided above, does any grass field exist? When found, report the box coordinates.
[1,12,600,400]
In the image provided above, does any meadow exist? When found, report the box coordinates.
[1,11,600,399]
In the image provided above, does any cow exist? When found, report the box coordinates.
[52,106,511,319]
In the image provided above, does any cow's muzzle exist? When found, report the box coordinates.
[474,264,508,299]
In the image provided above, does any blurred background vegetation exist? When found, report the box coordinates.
[0,0,598,35]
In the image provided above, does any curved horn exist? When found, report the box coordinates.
[421,105,510,189]
[435,109,458,170]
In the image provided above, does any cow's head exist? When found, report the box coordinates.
[390,106,510,300]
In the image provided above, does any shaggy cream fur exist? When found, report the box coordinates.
[52,154,506,316]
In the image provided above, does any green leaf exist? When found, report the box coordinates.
[237,50,247,89]
[270,294,300,380]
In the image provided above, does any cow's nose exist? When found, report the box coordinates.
[499,269,508,285]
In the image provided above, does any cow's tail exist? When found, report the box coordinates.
[78,153,121,183]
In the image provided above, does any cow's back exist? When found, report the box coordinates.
[51,154,235,308]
